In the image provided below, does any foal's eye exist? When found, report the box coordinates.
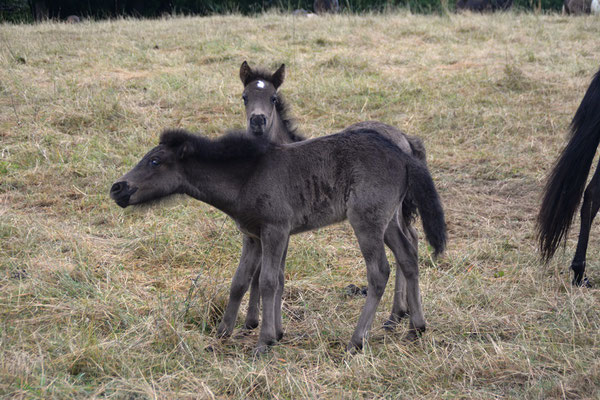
[270,95,277,105]
[150,158,160,167]
[242,94,248,105]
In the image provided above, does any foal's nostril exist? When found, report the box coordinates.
[110,181,125,196]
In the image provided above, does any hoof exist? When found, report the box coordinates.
[244,319,259,330]
[276,330,284,342]
[252,343,272,357]
[216,324,232,339]
[404,325,426,342]
[572,276,592,288]
[570,262,591,287]
[383,320,396,331]
[344,284,368,297]
[346,340,363,354]
[404,330,420,342]
[383,311,409,331]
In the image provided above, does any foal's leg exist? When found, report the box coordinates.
[570,165,600,287]
[382,220,426,340]
[274,241,289,341]
[217,235,261,337]
[256,227,289,354]
[383,214,416,330]
[246,240,288,335]
[347,214,390,351]
[244,264,261,330]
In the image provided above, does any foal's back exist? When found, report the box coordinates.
[241,130,409,235]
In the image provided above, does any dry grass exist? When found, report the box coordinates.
[1,11,600,399]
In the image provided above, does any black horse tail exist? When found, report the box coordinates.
[406,157,447,257]
[537,66,600,261]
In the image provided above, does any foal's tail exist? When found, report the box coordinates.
[406,157,447,257]
[537,66,600,261]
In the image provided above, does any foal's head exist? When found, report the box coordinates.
[110,129,270,208]
[239,60,286,139]
[110,131,190,208]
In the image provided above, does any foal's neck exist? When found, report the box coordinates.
[183,160,252,217]
[272,111,296,144]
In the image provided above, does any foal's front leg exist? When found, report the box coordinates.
[245,240,289,338]
[256,227,289,354]
[217,235,261,337]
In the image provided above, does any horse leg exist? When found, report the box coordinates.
[217,235,261,337]
[570,167,600,287]
[383,214,417,330]
[347,214,390,351]
[273,240,289,341]
[247,240,288,338]
[255,227,289,354]
[244,263,261,330]
[382,219,425,340]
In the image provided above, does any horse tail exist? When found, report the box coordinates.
[406,157,447,257]
[537,66,600,261]
[401,135,427,223]
[406,135,427,164]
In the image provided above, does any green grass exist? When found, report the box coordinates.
[1,11,600,399]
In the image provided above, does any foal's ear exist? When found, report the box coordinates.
[177,141,193,160]
[240,60,252,86]
[271,64,285,89]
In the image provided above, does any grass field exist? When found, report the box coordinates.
[1,11,600,399]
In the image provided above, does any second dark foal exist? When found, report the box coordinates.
[235,61,434,335]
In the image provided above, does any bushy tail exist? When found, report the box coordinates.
[537,66,600,261]
[406,157,447,257]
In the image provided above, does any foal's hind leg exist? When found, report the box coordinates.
[244,265,261,330]
[382,220,425,340]
[383,214,417,330]
[570,166,600,287]
[217,235,261,337]
[274,241,289,341]
[347,215,390,351]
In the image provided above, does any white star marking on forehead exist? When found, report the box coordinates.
[256,80,265,89]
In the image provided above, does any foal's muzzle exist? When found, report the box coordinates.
[110,181,137,208]
[249,114,267,135]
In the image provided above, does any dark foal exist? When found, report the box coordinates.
[111,128,446,353]
[538,65,600,287]
[237,61,432,334]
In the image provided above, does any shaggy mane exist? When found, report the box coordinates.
[274,93,305,143]
[159,129,271,162]
[243,67,305,143]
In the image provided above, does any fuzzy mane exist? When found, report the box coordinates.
[242,66,305,143]
[159,129,271,162]
[273,93,305,142]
